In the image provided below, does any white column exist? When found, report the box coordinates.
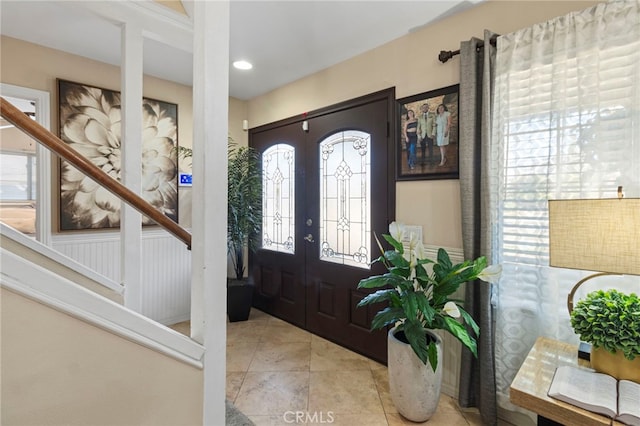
[192,1,229,424]
[121,22,143,312]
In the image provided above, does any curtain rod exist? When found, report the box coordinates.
[438,34,498,64]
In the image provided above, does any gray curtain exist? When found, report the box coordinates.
[458,30,498,426]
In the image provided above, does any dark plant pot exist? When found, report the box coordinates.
[227,278,254,322]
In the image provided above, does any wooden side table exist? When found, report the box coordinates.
[510,336,624,426]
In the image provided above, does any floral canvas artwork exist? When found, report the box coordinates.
[58,79,178,230]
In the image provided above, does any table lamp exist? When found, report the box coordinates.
[548,187,640,360]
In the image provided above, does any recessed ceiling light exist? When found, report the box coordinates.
[233,60,253,70]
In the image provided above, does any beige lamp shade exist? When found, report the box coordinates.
[548,198,640,276]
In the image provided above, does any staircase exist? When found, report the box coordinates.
[0,93,207,424]
[1,223,205,425]
[0,3,230,421]
[1,223,124,303]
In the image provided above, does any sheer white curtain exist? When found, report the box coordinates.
[490,0,640,413]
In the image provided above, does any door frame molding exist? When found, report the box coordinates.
[249,88,397,362]
[250,87,396,227]
[0,83,52,246]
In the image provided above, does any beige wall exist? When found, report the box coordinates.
[0,35,248,151]
[0,35,248,228]
[1,36,195,142]
[229,96,249,148]
[0,287,203,426]
[154,0,187,15]
[0,1,602,243]
[247,0,601,249]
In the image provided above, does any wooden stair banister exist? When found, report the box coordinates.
[0,96,192,249]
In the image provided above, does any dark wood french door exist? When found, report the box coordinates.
[249,88,395,363]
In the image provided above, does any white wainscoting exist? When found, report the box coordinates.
[52,229,192,325]
[141,232,192,325]
[424,245,464,399]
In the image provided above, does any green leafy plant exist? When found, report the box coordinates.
[174,145,194,166]
[227,142,262,280]
[175,139,262,280]
[570,289,640,360]
[357,222,501,372]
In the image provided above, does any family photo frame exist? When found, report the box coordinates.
[396,84,459,181]
[57,79,179,231]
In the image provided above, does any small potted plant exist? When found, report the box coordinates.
[357,222,501,422]
[570,289,640,382]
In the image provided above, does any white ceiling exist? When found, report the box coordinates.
[1,0,482,100]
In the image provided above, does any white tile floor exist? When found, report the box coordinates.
[172,308,493,425]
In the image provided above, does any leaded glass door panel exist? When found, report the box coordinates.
[304,96,392,363]
[318,130,371,269]
[250,122,306,328]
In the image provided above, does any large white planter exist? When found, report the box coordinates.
[387,326,443,422]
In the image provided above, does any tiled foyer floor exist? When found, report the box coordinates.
[171,308,484,426]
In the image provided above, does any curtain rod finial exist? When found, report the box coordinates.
[439,50,453,63]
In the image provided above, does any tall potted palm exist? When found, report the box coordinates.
[176,140,262,321]
[226,142,262,321]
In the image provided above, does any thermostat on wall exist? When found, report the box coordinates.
[179,173,192,187]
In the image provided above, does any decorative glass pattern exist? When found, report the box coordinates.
[319,130,371,269]
[262,144,295,254]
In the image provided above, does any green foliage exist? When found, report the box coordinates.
[227,142,262,279]
[570,289,640,361]
[174,139,262,280]
[357,222,501,372]
[174,145,194,164]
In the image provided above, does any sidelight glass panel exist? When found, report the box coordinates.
[319,130,371,269]
[262,144,295,254]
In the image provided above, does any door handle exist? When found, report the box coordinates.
[304,234,314,242]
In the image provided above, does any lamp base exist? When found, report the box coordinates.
[578,342,591,361]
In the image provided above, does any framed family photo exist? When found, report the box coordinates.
[396,84,459,181]
[57,79,179,230]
